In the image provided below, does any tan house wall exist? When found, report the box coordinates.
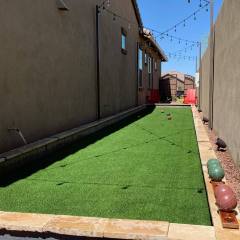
[138,39,162,105]
[0,0,140,153]
[200,0,240,166]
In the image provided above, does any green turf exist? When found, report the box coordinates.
[0,107,212,225]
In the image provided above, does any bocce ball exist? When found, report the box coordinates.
[216,192,237,212]
[207,159,221,169]
[208,166,225,182]
[208,162,222,175]
[214,184,234,199]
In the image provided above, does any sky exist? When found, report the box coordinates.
[137,0,223,76]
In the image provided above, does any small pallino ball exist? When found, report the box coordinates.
[216,192,238,212]
[209,166,225,182]
[214,184,235,199]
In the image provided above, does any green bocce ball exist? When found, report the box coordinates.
[207,159,221,169]
[209,166,225,182]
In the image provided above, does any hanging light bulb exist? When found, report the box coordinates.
[183,20,186,27]
[174,26,177,32]
[199,0,202,7]
[179,40,181,44]
[194,13,197,20]
[106,0,110,8]
[113,14,116,21]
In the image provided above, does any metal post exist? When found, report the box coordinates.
[96,5,101,120]
[209,0,214,129]
[198,42,202,109]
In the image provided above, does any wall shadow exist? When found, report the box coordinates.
[0,106,155,187]
[0,229,119,240]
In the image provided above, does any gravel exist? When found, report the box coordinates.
[201,117,240,212]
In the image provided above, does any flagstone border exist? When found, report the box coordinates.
[0,105,239,240]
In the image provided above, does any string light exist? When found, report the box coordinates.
[99,2,203,49]
[167,52,196,62]
[97,0,203,66]
[158,32,199,47]
[159,1,209,36]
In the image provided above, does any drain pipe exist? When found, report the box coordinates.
[8,128,28,145]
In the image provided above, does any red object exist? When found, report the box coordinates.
[148,90,160,103]
[214,185,235,199]
[183,89,197,105]
[216,192,238,212]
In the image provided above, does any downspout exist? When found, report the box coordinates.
[209,0,214,129]
[198,42,202,110]
[96,5,101,120]
[136,42,139,106]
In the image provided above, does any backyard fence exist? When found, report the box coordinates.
[199,0,240,167]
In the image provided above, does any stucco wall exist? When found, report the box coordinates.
[138,40,162,105]
[0,0,140,153]
[200,47,210,119]
[200,0,240,166]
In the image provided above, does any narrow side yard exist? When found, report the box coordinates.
[0,107,211,225]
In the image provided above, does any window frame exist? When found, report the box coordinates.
[138,47,143,88]
[121,27,127,55]
[148,56,153,89]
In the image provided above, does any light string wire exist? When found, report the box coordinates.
[98,1,205,61]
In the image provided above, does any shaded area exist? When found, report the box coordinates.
[0,107,211,225]
[0,230,117,240]
[0,107,155,187]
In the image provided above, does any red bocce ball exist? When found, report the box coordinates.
[216,192,238,212]
[214,184,235,199]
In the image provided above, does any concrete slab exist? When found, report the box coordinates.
[168,223,216,240]
[43,216,106,238]
[215,227,240,240]
[102,219,169,240]
[198,141,217,165]
[0,212,55,232]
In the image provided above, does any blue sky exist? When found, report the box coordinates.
[137,0,223,76]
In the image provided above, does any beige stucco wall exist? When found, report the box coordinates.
[0,0,139,153]
[138,39,162,105]
[200,47,210,118]
[200,0,240,166]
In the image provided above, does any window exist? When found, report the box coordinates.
[138,48,143,88]
[121,28,127,54]
[144,52,148,65]
[148,57,152,74]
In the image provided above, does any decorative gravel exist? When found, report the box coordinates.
[201,118,240,212]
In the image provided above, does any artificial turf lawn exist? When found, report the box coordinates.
[0,107,212,225]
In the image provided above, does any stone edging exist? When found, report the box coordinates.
[0,105,146,176]
[191,106,240,240]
